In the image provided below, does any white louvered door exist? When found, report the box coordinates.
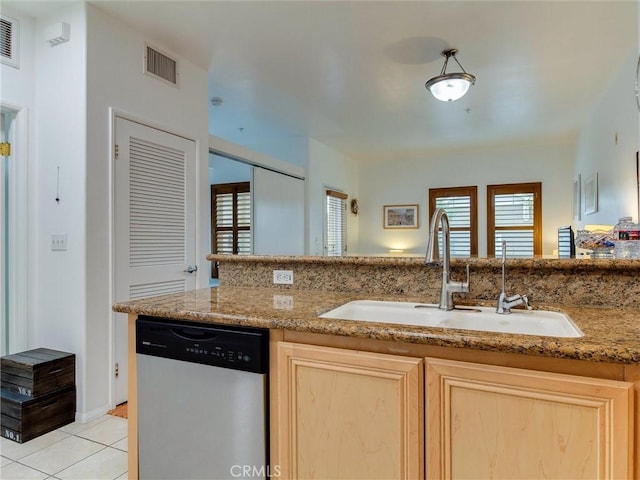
[113,117,197,404]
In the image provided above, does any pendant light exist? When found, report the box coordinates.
[425,48,476,102]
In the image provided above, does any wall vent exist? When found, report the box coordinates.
[0,15,19,69]
[144,43,178,86]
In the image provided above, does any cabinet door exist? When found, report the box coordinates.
[273,342,423,479]
[426,358,633,479]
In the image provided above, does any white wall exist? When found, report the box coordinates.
[85,4,209,419]
[356,140,575,257]
[209,153,252,185]
[238,136,309,169]
[29,2,89,414]
[574,48,640,227]
[210,134,305,179]
[307,138,359,256]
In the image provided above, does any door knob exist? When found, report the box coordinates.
[184,265,198,274]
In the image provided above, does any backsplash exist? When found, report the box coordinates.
[209,255,640,308]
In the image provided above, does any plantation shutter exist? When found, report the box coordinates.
[236,191,251,254]
[326,189,348,256]
[215,192,234,255]
[211,182,251,276]
[429,186,478,257]
[487,182,542,257]
[435,196,471,257]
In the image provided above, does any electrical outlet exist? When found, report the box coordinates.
[51,233,67,251]
[273,295,294,310]
[273,270,293,285]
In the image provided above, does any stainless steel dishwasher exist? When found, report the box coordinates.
[136,316,269,480]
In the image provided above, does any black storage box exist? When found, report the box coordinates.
[1,386,76,443]
[1,348,75,397]
[0,348,76,443]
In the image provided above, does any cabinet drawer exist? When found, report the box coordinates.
[1,348,75,397]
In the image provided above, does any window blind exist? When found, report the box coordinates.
[493,193,534,257]
[487,183,541,257]
[213,188,251,254]
[326,190,347,256]
[430,186,478,258]
[435,195,471,257]
[211,183,251,277]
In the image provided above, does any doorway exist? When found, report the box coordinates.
[1,110,9,356]
[0,105,27,356]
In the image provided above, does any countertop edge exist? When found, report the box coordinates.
[206,254,640,271]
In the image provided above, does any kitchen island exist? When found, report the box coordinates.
[114,256,640,479]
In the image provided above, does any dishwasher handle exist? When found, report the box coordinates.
[170,327,218,342]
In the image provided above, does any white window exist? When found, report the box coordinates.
[325,189,348,256]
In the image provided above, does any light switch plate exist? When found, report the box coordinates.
[51,233,67,251]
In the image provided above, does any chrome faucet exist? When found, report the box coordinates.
[496,240,532,314]
[425,208,470,311]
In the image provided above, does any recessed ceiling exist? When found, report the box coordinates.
[19,1,640,163]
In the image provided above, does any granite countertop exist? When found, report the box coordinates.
[113,286,640,364]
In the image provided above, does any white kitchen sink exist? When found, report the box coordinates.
[319,300,583,338]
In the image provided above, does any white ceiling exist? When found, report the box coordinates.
[15,1,640,162]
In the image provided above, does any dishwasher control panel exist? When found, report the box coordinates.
[136,316,268,374]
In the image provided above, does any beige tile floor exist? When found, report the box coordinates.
[0,414,127,480]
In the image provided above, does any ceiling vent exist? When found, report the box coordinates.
[0,15,19,69]
[144,43,178,86]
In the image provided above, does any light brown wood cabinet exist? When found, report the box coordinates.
[425,358,634,479]
[270,339,635,480]
[271,342,424,479]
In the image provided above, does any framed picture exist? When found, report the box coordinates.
[383,204,419,229]
[583,172,598,215]
[573,174,581,221]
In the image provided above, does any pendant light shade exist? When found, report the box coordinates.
[425,49,476,102]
